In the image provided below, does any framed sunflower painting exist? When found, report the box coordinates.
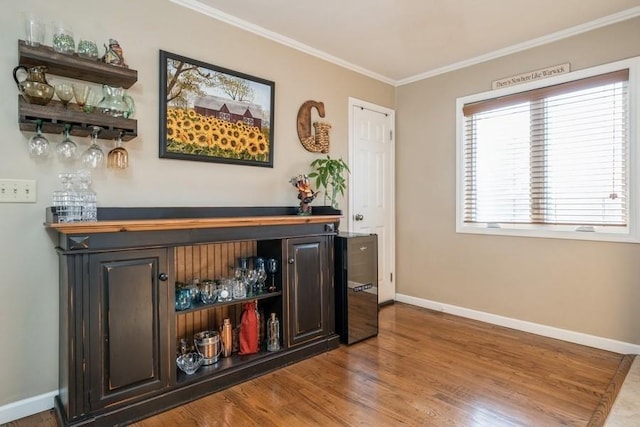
[159,50,275,167]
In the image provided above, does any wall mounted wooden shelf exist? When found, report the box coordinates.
[19,97,137,141]
[18,40,137,88]
[17,40,138,141]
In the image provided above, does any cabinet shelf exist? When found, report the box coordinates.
[175,349,281,385]
[19,97,137,141]
[18,40,137,88]
[175,290,282,315]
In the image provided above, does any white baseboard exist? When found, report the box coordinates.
[395,293,640,355]
[0,391,55,424]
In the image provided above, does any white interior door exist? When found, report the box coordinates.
[348,98,395,303]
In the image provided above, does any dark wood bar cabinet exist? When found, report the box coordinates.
[46,206,341,426]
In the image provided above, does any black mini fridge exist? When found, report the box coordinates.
[334,233,378,345]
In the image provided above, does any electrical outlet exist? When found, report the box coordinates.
[0,179,37,203]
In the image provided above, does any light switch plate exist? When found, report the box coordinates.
[0,179,37,203]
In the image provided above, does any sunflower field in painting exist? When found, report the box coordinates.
[166,107,269,162]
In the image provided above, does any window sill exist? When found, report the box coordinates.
[456,223,638,244]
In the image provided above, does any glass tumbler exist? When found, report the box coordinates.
[23,13,45,46]
[52,22,75,53]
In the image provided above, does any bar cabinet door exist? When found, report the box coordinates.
[87,248,170,410]
[285,236,332,346]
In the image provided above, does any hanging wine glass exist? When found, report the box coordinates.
[56,124,78,163]
[267,258,278,292]
[81,126,105,169]
[107,131,128,169]
[28,120,50,158]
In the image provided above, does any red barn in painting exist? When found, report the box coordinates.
[194,96,263,128]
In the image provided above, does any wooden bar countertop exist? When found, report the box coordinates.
[45,215,341,235]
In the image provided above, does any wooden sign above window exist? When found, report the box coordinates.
[491,63,571,90]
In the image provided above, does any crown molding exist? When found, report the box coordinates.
[171,1,640,87]
[169,0,396,85]
[396,6,640,86]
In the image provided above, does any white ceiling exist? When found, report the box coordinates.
[174,0,640,85]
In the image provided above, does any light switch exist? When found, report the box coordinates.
[0,179,37,203]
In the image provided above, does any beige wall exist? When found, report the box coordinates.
[3,0,640,414]
[396,17,640,345]
[0,0,393,407]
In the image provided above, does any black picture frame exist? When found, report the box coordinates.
[159,50,275,167]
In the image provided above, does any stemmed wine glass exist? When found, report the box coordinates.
[54,83,73,108]
[28,120,50,158]
[267,258,278,292]
[255,258,267,294]
[245,269,258,297]
[81,126,105,169]
[56,124,78,162]
[72,84,91,110]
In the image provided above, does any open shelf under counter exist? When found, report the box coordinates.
[175,349,282,385]
[175,291,282,315]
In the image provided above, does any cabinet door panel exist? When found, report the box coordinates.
[89,249,168,410]
[286,236,330,346]
[107,263,156,389]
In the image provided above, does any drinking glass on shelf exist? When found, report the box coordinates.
[54,83,73,108]
[81,126,105,169]
[256,269,267,294]
[52,22,75,53]
[72,84,91,109]
[23,13,45,47]
[232,278,246,300]
[77,39,99,58]
[218,279,232,302]
[267,258,278,292]
[83,91,101,113]
[56,124,78,162]
[245,269,258,296]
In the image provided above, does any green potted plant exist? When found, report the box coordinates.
[309,155,350,209]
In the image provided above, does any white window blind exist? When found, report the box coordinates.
[462,69,629,228]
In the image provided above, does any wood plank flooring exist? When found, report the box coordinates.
[5,302,631,426]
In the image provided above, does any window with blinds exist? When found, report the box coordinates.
[456,58,639,241]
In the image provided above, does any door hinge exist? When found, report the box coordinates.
[390,272,393,282]
[390,130,393,140]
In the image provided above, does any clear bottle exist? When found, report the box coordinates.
[76,171,97,222]
[255,303,263,350]
[266,313,280,352]
[258,308,265,349]
[52,172,81,223]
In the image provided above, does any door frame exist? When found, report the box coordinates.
[347,97,396,302]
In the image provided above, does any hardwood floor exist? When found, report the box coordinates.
[6,302,631,426]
